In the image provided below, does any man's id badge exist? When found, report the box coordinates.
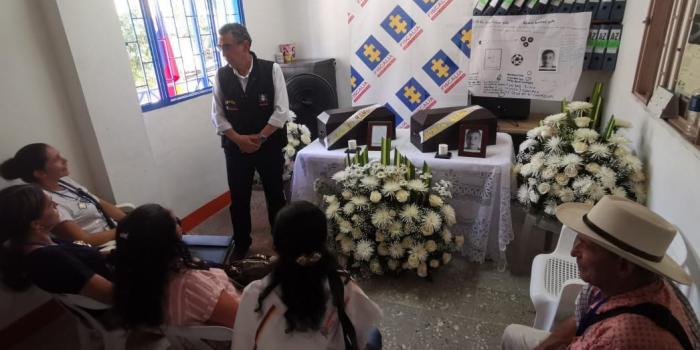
[225,100,238,111]
[258,94,270,106]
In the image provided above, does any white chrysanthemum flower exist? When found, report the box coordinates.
[407,179,428,192]
[332,170,348,182]
[574,117,591,128]
[300,134,312,145]
[441,228,453,243]
[425,240,437,252]
[422,211,443,235]
[574,129,599,144]
[428,194,444,208]
[338,219,353,233]
[354,240,374,261]
[389,222,403,238]
[283,145,296,158]
[596,167,617,189]
[555,173,569,186]
[350,196,369,208]
[442,252,452,264]
[400,204,421,223]
[387,259,399,271]
[541,167,557,180]
[588,182,606,201]
[544,200,558,215]
[360,176,379,189]
[530,152,546,171]
[545,136,563,153]
[537,182,551,195]
[520,163,534,177]
[455,235,465,247]
[545,154,563,168]
[612,186,628,198]
[528,190,540,204]
[340,237,355,253]
[287,122,298,132]
[573,176,594,195]
[371,208,393,228]
[608,134,630,145]
[299,124,310,135]
[325,202,340,219]
[370,259,383,275]
[382,181,401,197]
[376,171,387,179]
[350,214,362,225]
[324,195,338,204]
[289,138,300,147]
[396,190,410,203]
[417,263,428,278]
[573,141,588,154]
[541,126,555,138]
[519,139,538,152]
[430,259,440,269]
[410,244,429,262]
[562,154,583,167]
[442,205,457,226]
[614,146,630,158]
[567,101,593,112]
[351,227,363,239]
[370,191,382,203]
[621,155,643,172]
[342,202,355,215]
[527,126,545,139]
[544,113,567,125]
[517,184,529,203]
[389,242,405,259]
[585,163,601,173]
[559,188,575,202]
[588,143,610,159]
[564,164,578,178]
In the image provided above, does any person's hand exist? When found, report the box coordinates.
[235,134,261,153]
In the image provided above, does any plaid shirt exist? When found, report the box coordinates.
[571,279,699,349]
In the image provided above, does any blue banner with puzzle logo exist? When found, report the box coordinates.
[349,0,471,129]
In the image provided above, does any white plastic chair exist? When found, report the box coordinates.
[529,225,585,331]
[53,294,127,350]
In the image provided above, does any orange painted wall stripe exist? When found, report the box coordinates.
[180,191,231,232]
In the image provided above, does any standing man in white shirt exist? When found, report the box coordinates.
[211,23,289,260]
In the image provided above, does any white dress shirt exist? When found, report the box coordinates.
[210,59,289,135]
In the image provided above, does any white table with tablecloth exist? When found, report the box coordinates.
[290,129,515,264]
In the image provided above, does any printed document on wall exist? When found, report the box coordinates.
[468,12,591,101]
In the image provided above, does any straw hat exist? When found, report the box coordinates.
[555,195,691,285]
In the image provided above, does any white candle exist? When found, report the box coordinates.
[348,139,357,150]
[438,144,448,156]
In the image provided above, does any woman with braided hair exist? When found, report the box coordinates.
[232,201,382,350]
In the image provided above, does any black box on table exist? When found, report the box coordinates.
[317,105,396,150]
[410,105,497,153]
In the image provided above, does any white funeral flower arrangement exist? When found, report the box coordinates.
[515,92,646,215]
[318,141,462,278]
[255,111,312,184]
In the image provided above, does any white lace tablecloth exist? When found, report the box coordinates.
[291,129,515,264]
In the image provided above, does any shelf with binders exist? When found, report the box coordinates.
[472,0,626,21]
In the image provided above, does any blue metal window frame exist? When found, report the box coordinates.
[128,0,245,112]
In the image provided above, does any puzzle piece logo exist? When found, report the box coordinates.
[452,20,472,58]
[381,6,416,43]
[351,66,371,103]
[396,78,434,112]
[422,50,465,93]
[355,35,395,77]
[412,0,454,20]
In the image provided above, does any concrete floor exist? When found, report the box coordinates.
[11,190,560,349]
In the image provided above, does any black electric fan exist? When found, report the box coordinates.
[285,73,338,140]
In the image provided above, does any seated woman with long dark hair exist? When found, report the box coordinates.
[233,201,382,350]
[0,184,112,303]
[113,204,239,329]
[1,143,126,246]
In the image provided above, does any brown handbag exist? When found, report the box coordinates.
[224,254,275,289]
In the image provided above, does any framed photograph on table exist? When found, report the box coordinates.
[367,121,393,151]
[458,124,488,158]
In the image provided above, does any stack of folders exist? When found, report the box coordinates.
[474,0,626,21]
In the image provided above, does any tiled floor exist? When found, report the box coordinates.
[11,190,561,349]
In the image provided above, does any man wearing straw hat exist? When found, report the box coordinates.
[502,195,700,349]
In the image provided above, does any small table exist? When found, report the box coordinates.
[290,129,515,264]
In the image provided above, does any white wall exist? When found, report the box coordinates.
[602,0,700,253]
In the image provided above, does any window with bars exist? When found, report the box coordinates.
[113,0,244,111]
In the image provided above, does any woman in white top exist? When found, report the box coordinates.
[1,143,125,246]
[233,201,382,350]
